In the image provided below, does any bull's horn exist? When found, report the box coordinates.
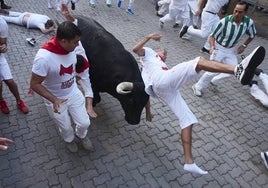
[116,82,133,94]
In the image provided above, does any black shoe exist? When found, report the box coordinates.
[71,1,75,10]
[235,46,265,85]
[1,4,12,9]
[156,12,163,17]
[173,23,180,28]
[255,68,263,76]
[179,25,188,38]
[200,47,210,55]
[249,80,258,87]
[193,25,198,29]
[155,2,159,11]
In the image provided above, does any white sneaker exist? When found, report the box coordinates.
[192,84,202,97]
[235,46,265,85]
[261,152,268,169]
[250,82,268,107]
[259,72,268,94]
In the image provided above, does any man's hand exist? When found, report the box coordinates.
[0,43,8,53]
[237,45,245,54]
[148,33,161,42]
[53,98,68,114]
[0,137,14,151]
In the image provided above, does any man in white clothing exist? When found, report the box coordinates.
[30,21,93,153]
[180,0,229,51]
[159,0,190,37]
[0,9,55,34]
[133,32,265,174]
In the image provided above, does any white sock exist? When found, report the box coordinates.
[184,163,208,175]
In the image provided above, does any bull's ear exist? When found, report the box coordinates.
[116,82,133,94]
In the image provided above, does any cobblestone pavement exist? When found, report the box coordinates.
[0,0,268,187]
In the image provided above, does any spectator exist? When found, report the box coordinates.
[0,17,29,114]
[192,1,256,97]
[117,0,135,15]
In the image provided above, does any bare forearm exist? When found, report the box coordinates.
[133,33,161,55]
[133,35,151,54]
[31,83,57,103]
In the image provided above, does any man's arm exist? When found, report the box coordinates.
[209,36,216,54]
[61,3,75,22]
[0,37,7,53]
[195,0,207,16]
[40,26,55,34]
[133,33,161,56]
[237,36,254,54]
[30,72,67,113]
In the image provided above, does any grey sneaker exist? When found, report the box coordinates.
[235,46,265,85]
[81,137,93,151]
[192,84,202,97]
[66,141,78,153]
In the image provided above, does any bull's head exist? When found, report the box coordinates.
[116,82,149,125]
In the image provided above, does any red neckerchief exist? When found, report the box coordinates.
[156,54,165,62]
[41,36,69,54]
[156,54,168,70]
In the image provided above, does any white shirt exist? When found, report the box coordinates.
[139,47,168,98]
[203,0,229,13]
[27,13,50,30]
[32,49,78,98]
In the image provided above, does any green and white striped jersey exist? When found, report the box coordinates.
[211,15,256,48]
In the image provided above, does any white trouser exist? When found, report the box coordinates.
[188,11,219,39]
[195,44,237,90]
[158,0,170,15]
[160,7,190,26]
[0,11,27,26]
[0,55,13,80]
[90,0,112,5]
[152,57,200,129]
[45,88,90,143]
[127,0,135,9]
[48,0,61,8]
[63,0,80,4]
[250,72,268,107]
[188,0,199,26]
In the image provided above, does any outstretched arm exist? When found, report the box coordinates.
[61,3,75,22]
[133,33,161,56]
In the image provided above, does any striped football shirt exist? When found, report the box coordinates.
[211,15,256,48]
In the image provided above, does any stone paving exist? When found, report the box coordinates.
[0,0,268,187]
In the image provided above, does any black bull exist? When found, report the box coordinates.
[76,16,149,125]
